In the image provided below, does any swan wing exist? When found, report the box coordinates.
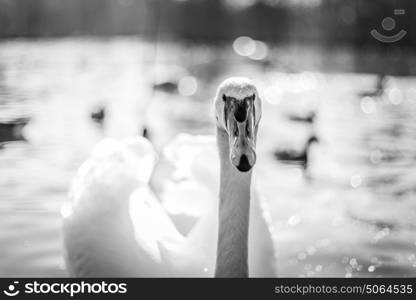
[63,137,182,276]
[145,134,219,275]
[160,134,219,216]
[67,138,156,212]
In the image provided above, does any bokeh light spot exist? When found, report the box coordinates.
[369,149,382,164]
[178,76,198,96]
[360,97,376,114]
[288,215,301,226]
[368,265,376,272]
[233,36,256,57]
[350,174,362,188]
[249,40,269,60]
[388,88,403,105]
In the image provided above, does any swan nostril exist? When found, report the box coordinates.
[234,105,247,123]
[236,155,252,172]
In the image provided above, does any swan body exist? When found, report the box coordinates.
[63,77,276,277]
[63,136,275,277]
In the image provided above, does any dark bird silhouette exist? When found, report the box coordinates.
[141,126,151,140]
[273,135,319,170]
[0,117,30,144]
[359,74,386,98]
[153,81,178,94]
[288,111,316,124]
[90,107,105,124]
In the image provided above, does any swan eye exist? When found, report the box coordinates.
[234,126,238,137]
[222,94,227,102]
[252,94,256,101]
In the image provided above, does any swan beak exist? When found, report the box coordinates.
[227,110,257,173]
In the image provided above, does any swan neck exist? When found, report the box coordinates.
[215,127,251,278]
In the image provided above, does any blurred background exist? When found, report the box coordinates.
[1,0,416,277]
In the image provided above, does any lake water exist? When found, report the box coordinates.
[0,37,416,277]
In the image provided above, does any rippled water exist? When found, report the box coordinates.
[0,38,415,277]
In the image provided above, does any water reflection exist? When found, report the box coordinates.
[0,38,415,277]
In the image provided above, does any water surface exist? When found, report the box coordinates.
[0,38,415,277]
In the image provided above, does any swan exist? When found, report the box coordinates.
[62,77,276,277]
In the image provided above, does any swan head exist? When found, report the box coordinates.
[214,77,262,172]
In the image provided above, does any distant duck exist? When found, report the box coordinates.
[90,107,106,124]
[288,111,316,124]
[359,74,386,99]
[141,126,151,140]
[260,58,274,69]
[273,135,319,170]
[0,117,30,144]
[151,65,190,94]
[153,81,178,94]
